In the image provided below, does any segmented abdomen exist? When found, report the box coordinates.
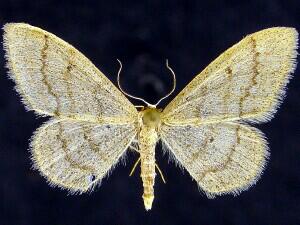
[139,126,158,210]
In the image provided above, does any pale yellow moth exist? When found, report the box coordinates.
[3,23,298,211]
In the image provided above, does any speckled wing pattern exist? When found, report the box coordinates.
[161,28,298,196]
[3,23,138,192]
[161,122,267,196]
[31,120,136,193]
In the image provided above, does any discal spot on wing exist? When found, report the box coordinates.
[161,122,268,196]
[31,119,136,193]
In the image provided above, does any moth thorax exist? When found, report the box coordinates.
[141,107,161,128]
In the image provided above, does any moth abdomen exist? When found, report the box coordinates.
[139,125,158,211]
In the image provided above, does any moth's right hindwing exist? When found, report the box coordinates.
[160,122,268,196]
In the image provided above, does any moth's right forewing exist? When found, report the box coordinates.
[3,23,137,121]
[162,27,298,124]
[31,119,137,193]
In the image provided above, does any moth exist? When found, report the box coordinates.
[3,23,298,210]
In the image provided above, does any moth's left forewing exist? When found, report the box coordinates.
[3,23,137,120]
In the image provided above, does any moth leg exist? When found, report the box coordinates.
[129,157,141,176]
[130,141,166,183]
[129,145,140,153]
[128,144,141,176]
[155,164,166,184]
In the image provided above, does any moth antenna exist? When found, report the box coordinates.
[154,59,176,107]
[117,59,153,106]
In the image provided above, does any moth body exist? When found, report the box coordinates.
[138,107,161,210]
[3,23,298,211]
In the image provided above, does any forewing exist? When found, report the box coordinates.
[160,122,268,196]
[31,119,136,193]
[3,23,136,121]
[163,28,298,124]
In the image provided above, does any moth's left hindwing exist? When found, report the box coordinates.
[3,23,138,193]
[31,120,136,193]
